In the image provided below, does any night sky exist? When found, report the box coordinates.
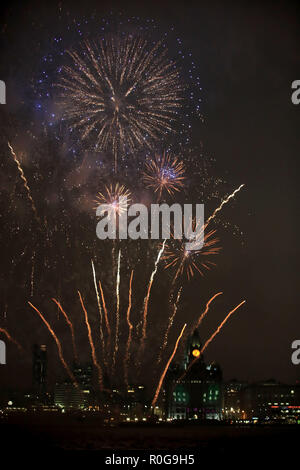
[0,0,300,392]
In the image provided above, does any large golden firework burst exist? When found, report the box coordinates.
[56,34,184,169]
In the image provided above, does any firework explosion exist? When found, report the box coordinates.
[94,182,131,216]
[1,14,247,403]
[142,152,186,199]
[164,227,221,281]
[55,34,183,170]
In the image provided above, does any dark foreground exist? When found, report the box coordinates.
[0,414,299,463]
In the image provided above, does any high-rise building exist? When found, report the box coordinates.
[73,362,93,389]
[54,363,93,410]
[223,380,248,420]
[32,344,47,394]
[54,381,88,410]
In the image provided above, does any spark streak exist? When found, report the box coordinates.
[157,287,182,365]
[194,292,223,329]
[98,280,111,352]
[91,260,106,366]
[124,270,134,388]
[0,328,23,351]
[205,184,245,227]
[200,300,246,354]
[151,323,187,407]
[8,142,40,225]
[139,240,166,355]
[30,251,35,297]
[180,300,246,382]
[78,291,103,390]
[112,250,121,370]
[28,302,77,386]
[52,298,77,361]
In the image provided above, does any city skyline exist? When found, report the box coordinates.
[0,0,299,396]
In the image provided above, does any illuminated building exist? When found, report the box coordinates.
[54,381,88,410]
[101,384,147,422]
[126,384,146,405]
[54,363,93,410]
[165,329,223,420]
[241,379,300,422]
[223,380,248,420]
[73,362,93,389]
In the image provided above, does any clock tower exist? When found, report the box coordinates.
[184,328,204,370]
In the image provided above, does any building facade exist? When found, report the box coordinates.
[165,329,223,420]
[241,380,300,422]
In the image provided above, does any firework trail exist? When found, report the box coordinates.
[51,298,78,361]
[139,240,166,358]
[151,323,187,407]
[112,249,121,371]
[124,270,134,388]
[179,300,246,382]
[200,300,246,353]
[91,260,106,367]
[28,302,78,387]
[157,287,182,365]
[194,292,223,329]
[0,328,23,351]
[162,185,244,282]
[98,280,111,353]
[30,251,35,297]
[56,35,183,171]
[205,184,245,227]
[94,185,129,310]
[78,291,103,391]
[8,142,40,226]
